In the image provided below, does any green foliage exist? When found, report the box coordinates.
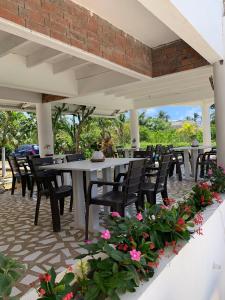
[0,252,25,298]
[37,267,75,300]
[209,162,225,193]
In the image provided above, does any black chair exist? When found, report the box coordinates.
[195,151,217,182]
[141,154,171,205]
[8,155,31,197]
[29,157,73,231]
[85,159,146,239]
[44,175,73,232]
[146,145,154,152]
[168,150,183,181]
[66,153,85,162]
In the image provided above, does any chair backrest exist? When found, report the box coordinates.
[155,154,171,191]
[133,151,152,159]
[146,145,154,152]
[123,159,146,201]
[8,155,21,176]
[66,153,85,162]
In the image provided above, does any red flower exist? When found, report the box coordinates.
[63,292,74,300]
[44,274,51,282]
[142,232,149,239]
[67,265,73,272]
[149,242,155,250]
[38,288,46,296]
[184,205,191,213]
[175,218,186,232]
[158,249,164,257]
[164,198,176,206]
[200,182,209,190]
[213,192,223,204]
[38,274,45,282]
[200,195,205,205]
[148,261,159,268]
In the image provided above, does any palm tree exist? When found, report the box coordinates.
[157,110,169,121]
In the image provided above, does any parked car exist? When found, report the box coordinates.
[12,144,39,157]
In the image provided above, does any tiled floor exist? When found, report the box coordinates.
[0,176,195,297]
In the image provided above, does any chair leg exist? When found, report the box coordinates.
[11,176,16,195]
[30,177,34,198]
[34,192,41,225]
[69,194,73,212]
[85,204,90,241]
[176,162,182,181]
[59,198,65,216]
[146,192,156,205]
[27,175,31,190]
[50,196,61,232]
[117,206,125,217]
[161,189,168,203]
[21,177,27,197]
[195,163,199,182]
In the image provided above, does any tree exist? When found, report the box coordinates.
[193,112,200,123]
[157,110,169,122]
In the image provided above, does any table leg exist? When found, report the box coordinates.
[72,170,86,229]
[183,150,191,179]
[86,170,103,232]
[191,148,199,178]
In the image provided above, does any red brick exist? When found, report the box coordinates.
[0,7,25,26]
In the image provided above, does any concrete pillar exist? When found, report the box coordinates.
[36,103,54,157]
[201,102,212,147]
[213,61,225,166]
[130,109,140,148]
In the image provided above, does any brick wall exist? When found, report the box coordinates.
[0,0,209,78]
[0,0,152,76]
[152,40,209,77]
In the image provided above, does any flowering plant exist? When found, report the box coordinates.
[37,267,77,300]
[187,182,215,212]
[35,183,223,300]
[208,162,225,192]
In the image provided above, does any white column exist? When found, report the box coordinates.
[213,61,225,166]
[201,102,212,147]
[130,109,140,148]
[36,103,54,156]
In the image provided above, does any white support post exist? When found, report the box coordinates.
[213,60,225,166]
[201,102,212,147]
[36,103,54,157]
[130,109,140,148]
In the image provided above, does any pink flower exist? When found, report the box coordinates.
[160,205,170,210]
[208,169,213,176]
[136,212,143,221]
[130,249,141,261]
[101,229,111,240]
[67,265,73,272]
[158,249,165,257]
[111,212,121,217]
[85,240,92,244]
[38,288,46,296]
[63,292,73,300]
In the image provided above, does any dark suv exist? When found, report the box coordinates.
[13,144,39,157]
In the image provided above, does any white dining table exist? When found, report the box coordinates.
[173,145,212,179]
[43,158,141,232]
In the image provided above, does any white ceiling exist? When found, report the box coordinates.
[72,0,178,47]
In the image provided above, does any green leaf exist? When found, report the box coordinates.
[112,262,118,274]
[84,284,100,300]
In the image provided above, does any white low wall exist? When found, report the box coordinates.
[122,200,225,300]
[22,200,225,300]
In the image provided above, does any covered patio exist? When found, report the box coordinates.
[0,0,225,299]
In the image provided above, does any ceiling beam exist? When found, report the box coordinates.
[77,71,137,96]
[27,48,63,68]
[0,86,41,103]
[53,57,87,74]
[0,35,27,57]
[134,86,213,109]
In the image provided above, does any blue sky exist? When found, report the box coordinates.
[139,105,202,121]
